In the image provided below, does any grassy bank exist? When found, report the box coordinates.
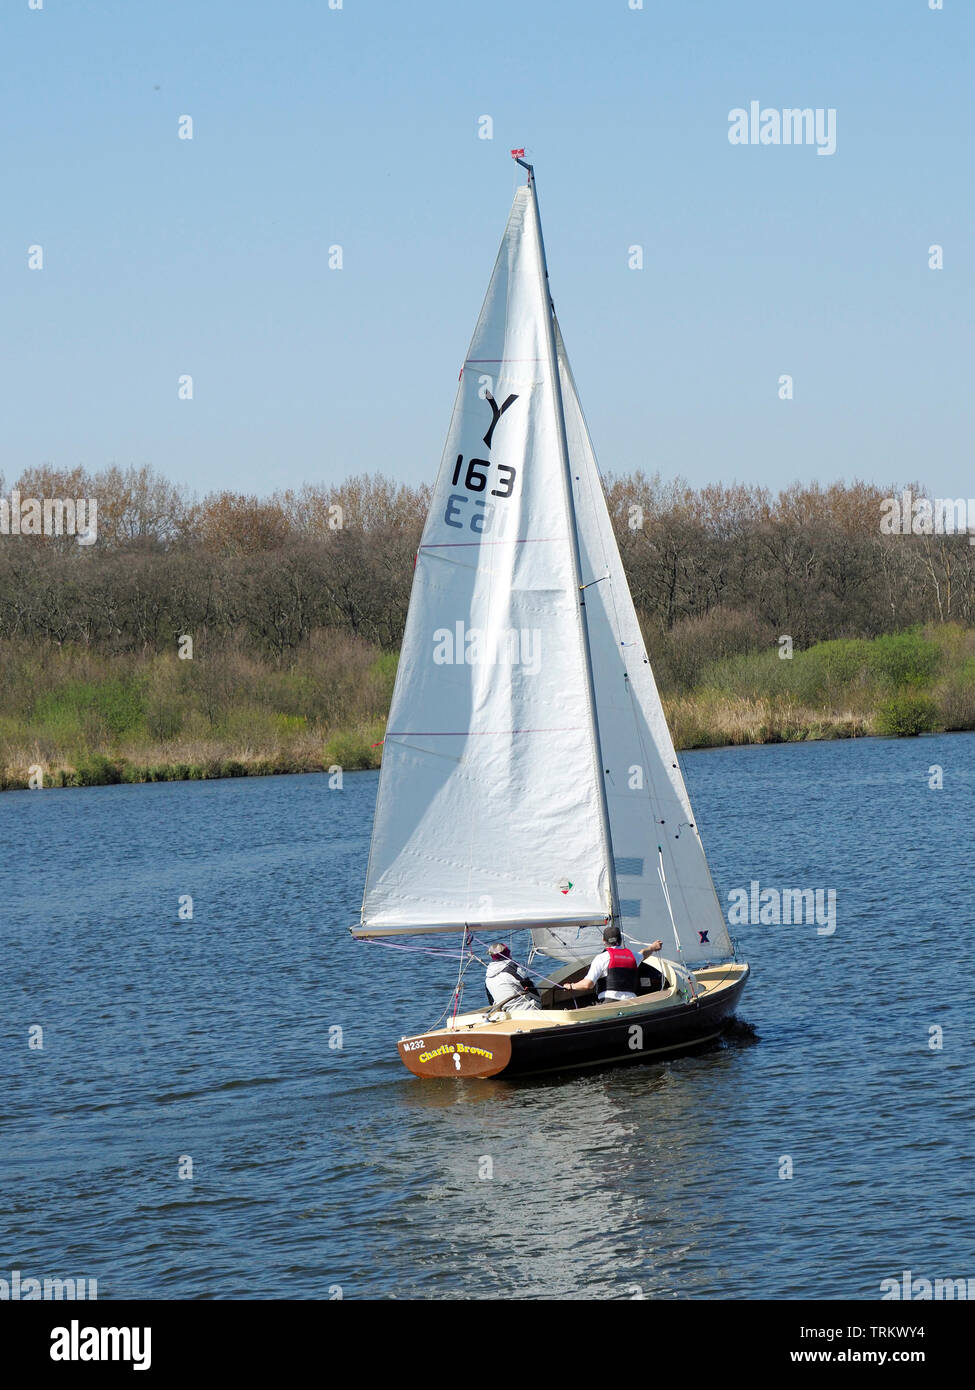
[665,624,975,747]
[2,625,974,790]
[0,634,391,790]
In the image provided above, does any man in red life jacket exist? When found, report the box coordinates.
[561,925,663,1002]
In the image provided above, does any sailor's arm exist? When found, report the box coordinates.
[562,950,603,993]
[640,940,664,959]
[515,966,540,997]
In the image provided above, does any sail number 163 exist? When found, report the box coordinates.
[444,453,516,533]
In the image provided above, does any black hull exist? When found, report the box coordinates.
[501,973,749,1078]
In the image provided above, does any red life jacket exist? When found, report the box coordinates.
[603,946,638,994]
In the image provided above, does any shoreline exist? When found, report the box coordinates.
[5,627,972,792]
[4,705,970,792]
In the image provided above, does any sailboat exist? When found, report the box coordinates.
[351,155,749,1078]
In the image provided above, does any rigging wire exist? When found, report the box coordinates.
[360,924,745,1017]
[449,928,473,1026]
[657,845,698,1000]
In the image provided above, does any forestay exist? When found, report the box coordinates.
[355,186,612,937]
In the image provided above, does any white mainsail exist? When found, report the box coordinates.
[355,184,613,937]
[529,321,733,967]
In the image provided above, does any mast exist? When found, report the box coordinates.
[516,156,622,933]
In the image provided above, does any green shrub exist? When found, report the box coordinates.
[697,649,791,701]
[34,679,146,741]
[868,631,941,689]
[790,638,873,705]
[74,754,124,786]
[324,727,382,770]
[874,694,938,737]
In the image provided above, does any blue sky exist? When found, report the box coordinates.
[3,0,972,497]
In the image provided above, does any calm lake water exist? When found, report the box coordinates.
[2,734,972,1300]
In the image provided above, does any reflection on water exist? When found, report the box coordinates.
[2,735,973,1298]
[382,1045,758,1298]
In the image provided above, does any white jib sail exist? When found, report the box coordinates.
[356,186,612,937]
[530,320,734,967]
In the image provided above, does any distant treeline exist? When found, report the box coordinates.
[3,465,975,690]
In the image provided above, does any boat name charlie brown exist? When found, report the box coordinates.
[418,1042,495,1064]
[727,880,837,935]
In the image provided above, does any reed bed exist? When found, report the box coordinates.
[2,624,973,789]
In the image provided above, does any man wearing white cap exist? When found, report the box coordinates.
[484,943,541,1016]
